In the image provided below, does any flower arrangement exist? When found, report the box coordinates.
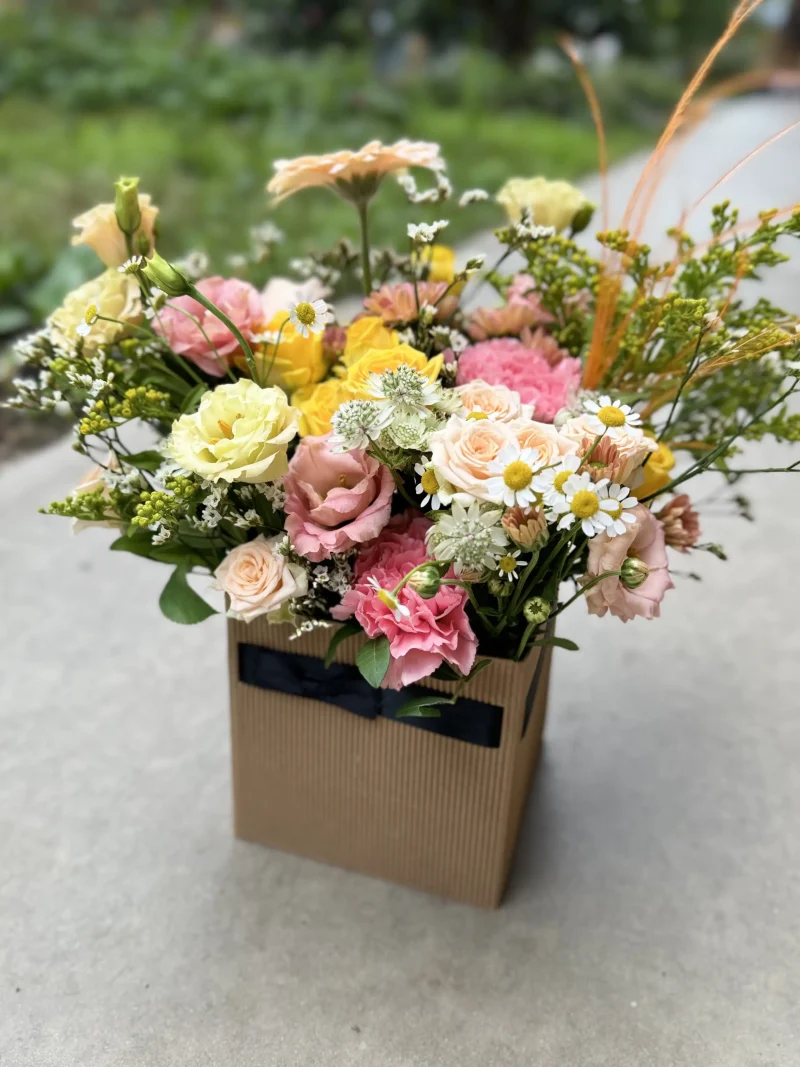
[8,17,800,711]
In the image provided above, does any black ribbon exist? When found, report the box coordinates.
[238,643,505,748]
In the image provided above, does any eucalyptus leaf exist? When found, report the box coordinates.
[324,620,361,668]
[159,565,217,625]
[355,635,390,688]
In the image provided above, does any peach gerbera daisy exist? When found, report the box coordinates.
[267,139,445,204]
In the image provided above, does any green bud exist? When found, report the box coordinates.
[134,230,151,257]
[407,562,445,600]
[523,597,551,624]
[142,252,191,297]
[114,176,142,236]
[487,575,513,599]
[569,200,595,236]
[620,557,649,590]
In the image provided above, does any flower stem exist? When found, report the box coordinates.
[188,285,257,380]
[357,200,373,296]
[551,569,622,619]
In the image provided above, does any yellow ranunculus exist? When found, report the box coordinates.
[344,343,443,399]
[167,379,298,484]
[341,316,398,366]
[293,378,352,437]
[48,269,142,354]
[496,177,594,233]
[637,440,676,499]
[248,311,326,393]
[412,244,456,284]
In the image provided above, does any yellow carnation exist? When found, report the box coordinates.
[293,378,352,437]
[48,269,142,354]
[637,440,676,499]
[342,316,398,366]
[71,195,159,267]
[247,311,327,393]
[412,243,456,284]
[497,177,594,233]
[344,343,443,399]
[167,379,298,484]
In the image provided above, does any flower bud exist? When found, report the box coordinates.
[407,562,445,600]
[569,201,595,236]
[142,252,191,297]
[620,557,649,590]
[487,575,513,598]
[134,230,152,257]
[523,597,550,624]
[114,176,142,236]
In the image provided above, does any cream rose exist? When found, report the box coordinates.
[215,535,308,623]
[455,380,525,422]
[71,195,159,267]
[559,414,656,485]
[429,414,517,502]
[167,379,298,484]
[496,177,593,233]
[49,270,142,353]
[509,418,578,466]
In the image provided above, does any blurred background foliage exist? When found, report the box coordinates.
[0,0,780,348]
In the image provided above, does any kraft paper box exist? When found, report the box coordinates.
[227,618,552,908]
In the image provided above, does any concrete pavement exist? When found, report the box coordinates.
[1,95,799,1066]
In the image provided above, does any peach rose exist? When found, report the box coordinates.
[428,414,517,502]
[510,418,578,466]
[559,414,656,485]
[455,380,525,422]
[215,535,308,623]
[71,196,159,267]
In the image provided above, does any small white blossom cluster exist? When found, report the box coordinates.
[458,188,489,207]
[407,220,449,245]
[174,250,209,281]
[397,171,452,205]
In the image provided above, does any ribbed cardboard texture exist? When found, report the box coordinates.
[227,620,552,907]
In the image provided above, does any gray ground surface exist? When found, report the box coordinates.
[2,96,799,1066]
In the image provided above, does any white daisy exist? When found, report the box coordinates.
[414,463,445,509]
[497,550,522,581]
[546,472,625,538]
[366,576,410,622]
[532,452,581,506]
[76,304,99,337]
[484,443,544,507]
[596,482,638,536]
[288,298,332,338]
[583,395,643,438]
[117,256,144,274]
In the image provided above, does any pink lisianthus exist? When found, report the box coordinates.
[284,434,395,562]
[456,338,581,423]
[153,276,264,377]
[332,513,478,689]
[584,505,675,622]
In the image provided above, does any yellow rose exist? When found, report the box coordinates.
[48,269,142,354]
[248,311,326,393]
[411,244,456,284]
[344,343,443,399]
[293,378,352,437]
[167,379,298,484]
[71,195,159,267]
[341,316,398,366]
[637,440,676,499]
[496,177,594,233]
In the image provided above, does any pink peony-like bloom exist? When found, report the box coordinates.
[332,513,477,689]
[456,338,581,423]
[284,434,395,562]
[584,505,674,622]
[363,281,458,325]
[154,276,265,377]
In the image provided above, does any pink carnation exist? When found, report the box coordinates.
[456,338,581,423]
[153,276,264,377]
[284,435,395,562]
[332,513,477,689]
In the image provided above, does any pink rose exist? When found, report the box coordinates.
[284,434,395,562]
[456,338,581,423]
[584,505,674,622]
[332,513,477,689]
[153,276,264,377]
[215,535,308,622]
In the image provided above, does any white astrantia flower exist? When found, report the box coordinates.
[459,188,489,207]
[366,576,410,622]
[427,499,508,576]
[596,482,638,536]
[532,452,581,506]
[546,472,628,538]
[583,394,643,438]
[484,443,545,508]
[497,550,522,581]
[288,298,332,338]
[329,399,390,452]
[364,363,441,418]
[385,410,438,451]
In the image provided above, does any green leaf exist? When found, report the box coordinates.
[394,694,444,718]
[110,533,157,559]
[324,620,361,668]
[355,635,390,688]
[119,449,165,471]
[181,382,209,414]
[532,635,579,652]
[159,565,217,625]
[465,658,492,681]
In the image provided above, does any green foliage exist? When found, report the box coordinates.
[159,564,218,625]
[324,620,361,668]
[356,636,391,688]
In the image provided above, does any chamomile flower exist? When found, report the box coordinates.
[118,256,144,274]
[484,443,543,507]
[546,472,625,538]
[289,298,332,338]
[366,576,410,622]
[532,452,581,505]
[596,482,638,536]
[427,499,508,576]
[497,550,522,581]
[76,304,99,337]
[583,395,643,438]
[414,462,445,509]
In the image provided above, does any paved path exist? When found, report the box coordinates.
[2,96,799,1067]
